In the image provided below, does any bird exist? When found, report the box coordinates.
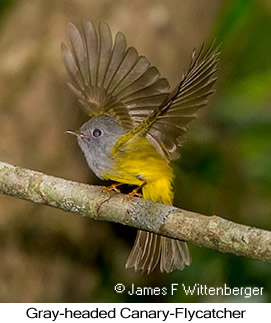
[61,20,219,274]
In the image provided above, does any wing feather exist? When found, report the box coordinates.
[138,43,220,160]
[62,20,219,161]
[61,42,84,91]
[103,32,127,89]
[97,23,113,88]
[82,20,98,86]
[68,23,89,86]
[62,20,169,130]
[108,47,139,94]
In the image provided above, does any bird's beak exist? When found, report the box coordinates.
[65,130,89,139]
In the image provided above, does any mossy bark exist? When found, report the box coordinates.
[0,161,270,263]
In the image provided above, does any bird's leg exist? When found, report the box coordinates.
[126,181,147,199]
[102,182,122,193]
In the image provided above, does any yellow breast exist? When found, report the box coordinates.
[104,136,174,205]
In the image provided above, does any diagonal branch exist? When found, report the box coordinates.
[0,161,270,263]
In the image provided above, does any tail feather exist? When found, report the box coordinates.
[126,230,191,273]
[126,230,161,274]
[125,163,190,273]
[160,235,191,273]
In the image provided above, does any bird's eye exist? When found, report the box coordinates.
[92,128,102,137]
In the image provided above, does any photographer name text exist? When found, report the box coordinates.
[114,283,263,298]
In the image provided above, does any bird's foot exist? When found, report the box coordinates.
[124,181,147,200]
[125,189,143,199]
[102,183,121,193]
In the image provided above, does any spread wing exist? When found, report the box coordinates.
[134,43,220,160]
[62,20,219,161]
[61,20,169,130]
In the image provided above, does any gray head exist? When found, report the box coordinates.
[67,115,125,179]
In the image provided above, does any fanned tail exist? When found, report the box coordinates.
[126,230,191,274]
[125,172,191,273]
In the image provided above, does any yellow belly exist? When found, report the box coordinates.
[104,136,174,205]
[106,135,189,273]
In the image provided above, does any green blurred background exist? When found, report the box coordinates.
[0,0,270,302]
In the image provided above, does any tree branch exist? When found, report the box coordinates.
[0,161,270,263]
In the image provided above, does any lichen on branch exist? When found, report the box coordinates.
[0,161,270,263]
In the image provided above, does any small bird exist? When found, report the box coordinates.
[61,20,219,273]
